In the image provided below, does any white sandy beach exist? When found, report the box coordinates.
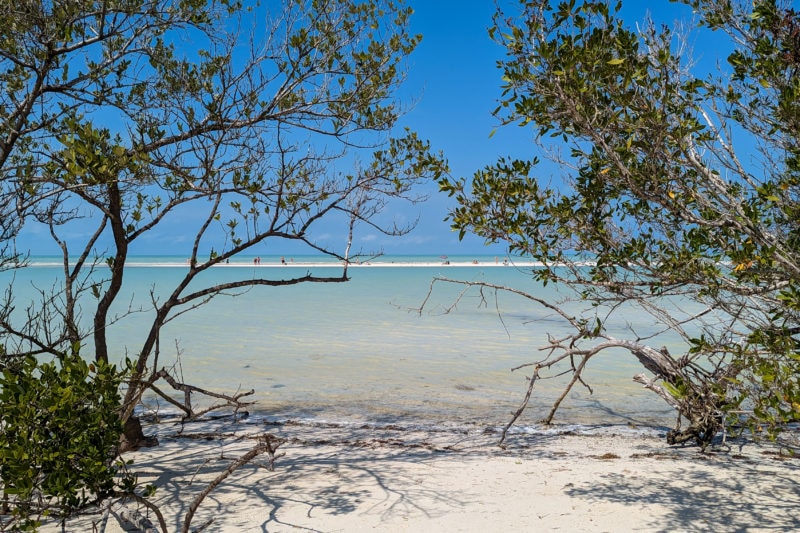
[41,419,800,532]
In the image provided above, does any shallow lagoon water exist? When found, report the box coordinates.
[3,255,679,432]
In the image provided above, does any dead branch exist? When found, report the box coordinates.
[150,368,255,420]
[180,434,286,533]
[419,276,735,449]
[500,364,542,445]
[543,354,592,424]
[418,277,584,330]
[633,373,681,410]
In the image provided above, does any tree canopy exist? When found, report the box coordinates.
[442,0,800,447]
[0,0,445,398]
[0,0,445,525]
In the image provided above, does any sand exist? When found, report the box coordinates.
[37,418,800,533]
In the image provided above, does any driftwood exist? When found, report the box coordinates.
[181,433,285,533]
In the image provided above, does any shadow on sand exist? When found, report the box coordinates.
[41,418,800,532]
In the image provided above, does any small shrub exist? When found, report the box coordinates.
[0,350,133,530]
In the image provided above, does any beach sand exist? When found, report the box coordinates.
[40,419,800,532]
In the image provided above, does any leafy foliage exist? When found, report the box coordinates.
[0,0,445,526]
[0,0,445,410]
[442,0,800,446]
[0,350,132,530]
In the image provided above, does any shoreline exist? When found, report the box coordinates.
[24,260,547,268]
[41,418,800,532]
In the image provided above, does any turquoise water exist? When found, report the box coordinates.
[2,255,678,430]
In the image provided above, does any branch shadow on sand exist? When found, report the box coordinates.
[46,416,800,532]
[92,418,526,532]
[563,447,800,532]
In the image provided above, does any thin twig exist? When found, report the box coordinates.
[500,365,542,446]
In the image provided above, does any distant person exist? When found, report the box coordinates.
[281,257,286,265]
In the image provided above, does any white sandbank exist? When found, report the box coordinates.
[41,420,800,532]
[28,260,545,268]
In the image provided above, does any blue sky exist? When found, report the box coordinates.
[18,1,700,258]
[386,0,697,256]
[390,1,523,256]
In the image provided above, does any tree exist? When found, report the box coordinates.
[440,0,800,449]
[0,0,445,525]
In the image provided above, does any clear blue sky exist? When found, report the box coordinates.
[18,1,698,258]
[387,0,695,256]
[390,1,524,256]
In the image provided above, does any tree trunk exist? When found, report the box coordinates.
[118,416,158,454]
[94,181,128,365]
